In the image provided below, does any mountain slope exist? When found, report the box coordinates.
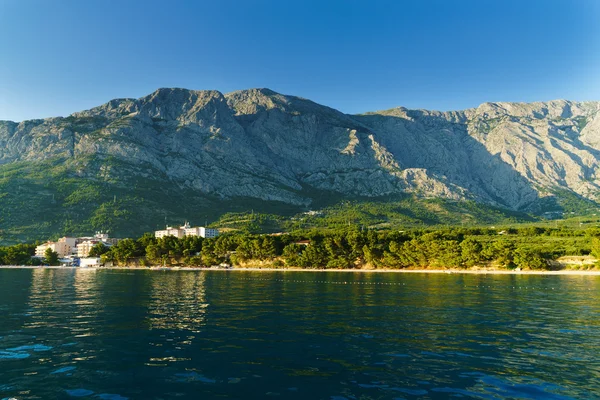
[0,88,599,243]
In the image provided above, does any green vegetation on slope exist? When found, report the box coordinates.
[536,189,600,215]
[0,156,300,245]
[209,196,535,234]
[0,155,534,245]
[2,154,599,247]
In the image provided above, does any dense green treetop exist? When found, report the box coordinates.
[2,224,598,270]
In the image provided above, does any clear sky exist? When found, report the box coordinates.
[1,0,599,121]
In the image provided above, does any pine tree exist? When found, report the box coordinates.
[45,248,59,266]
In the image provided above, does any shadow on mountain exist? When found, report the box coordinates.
[354,112,541,211]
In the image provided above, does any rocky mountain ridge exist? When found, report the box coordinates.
[1,88,599,215]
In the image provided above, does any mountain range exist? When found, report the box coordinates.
[1,88,599,243]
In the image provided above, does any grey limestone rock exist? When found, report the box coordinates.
[2,88,599,210]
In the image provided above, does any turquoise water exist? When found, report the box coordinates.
[1,269,600,399]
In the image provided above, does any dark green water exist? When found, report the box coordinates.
[1,269,600,399]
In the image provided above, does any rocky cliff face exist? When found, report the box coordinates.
[1,88,599,213]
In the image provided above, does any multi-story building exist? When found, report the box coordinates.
[35,232,119,259]
[199,227,219,238]
[155,222,219,239]
[76,240,98,258]
[92,232,119,246]
[60,237,78,249]
[35,237,78,258]
[76,232,118,257]
[155,226,185,239]
[183,225,201,236]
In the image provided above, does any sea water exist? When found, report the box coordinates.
[1,268,599,399]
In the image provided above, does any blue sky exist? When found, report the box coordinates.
[1,0,599,121]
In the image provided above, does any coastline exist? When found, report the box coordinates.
[2,265,600,275]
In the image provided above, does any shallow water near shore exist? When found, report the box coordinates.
[1,268,599,399]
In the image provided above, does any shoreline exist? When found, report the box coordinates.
[2,265,600,275]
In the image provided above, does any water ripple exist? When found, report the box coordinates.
[0,269,598,399]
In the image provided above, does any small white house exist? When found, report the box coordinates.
[79,257,102,268]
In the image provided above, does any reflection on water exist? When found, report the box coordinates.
[147,272,207,331]
[0,269,599,399]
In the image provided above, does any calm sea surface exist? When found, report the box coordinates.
[1,269,600,399]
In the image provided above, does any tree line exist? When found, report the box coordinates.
[91,227,599,270]
[1,226,599,269]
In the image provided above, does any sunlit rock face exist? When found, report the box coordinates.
[1,88,599,210]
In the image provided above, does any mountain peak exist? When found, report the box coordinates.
[147,87,224,98]
[472,99,600,120]
[3,89,600,243]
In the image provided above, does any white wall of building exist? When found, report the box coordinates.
[184,227,201,236]
[80,257,102,267]
[155,227,185,238]
[200,227,219,238]
[155,225,219,239]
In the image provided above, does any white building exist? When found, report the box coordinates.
[155,226,185,239]
[183,225,201,236]
[79,257,102,268]
[155,222,219,239]
[199,227,219,238]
